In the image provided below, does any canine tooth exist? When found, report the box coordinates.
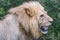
[44,27,48,30]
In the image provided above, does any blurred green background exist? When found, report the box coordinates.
[0,0,60,40]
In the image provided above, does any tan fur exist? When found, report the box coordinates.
[0,1,53,40]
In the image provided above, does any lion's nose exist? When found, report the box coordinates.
[47,15,53,22]
[48,18,53,23]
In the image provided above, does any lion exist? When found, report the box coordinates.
[0,1,53,40]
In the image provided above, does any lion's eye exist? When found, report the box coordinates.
[40,15,44,17]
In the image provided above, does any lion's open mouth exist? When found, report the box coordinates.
[40,26,48,34]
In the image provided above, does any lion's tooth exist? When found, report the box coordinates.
[41,30,48,34]
[44,27,48,30]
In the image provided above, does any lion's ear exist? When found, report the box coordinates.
[24,8,33,17]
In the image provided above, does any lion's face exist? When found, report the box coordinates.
[8,1,53,39]
[37,8,53,34]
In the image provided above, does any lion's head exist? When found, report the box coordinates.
[8,1,53,39]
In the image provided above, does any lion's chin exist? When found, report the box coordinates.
[40,26,48,34]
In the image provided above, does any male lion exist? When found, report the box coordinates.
[0,1,53,40]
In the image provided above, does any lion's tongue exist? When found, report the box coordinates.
[41,26,48,34]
